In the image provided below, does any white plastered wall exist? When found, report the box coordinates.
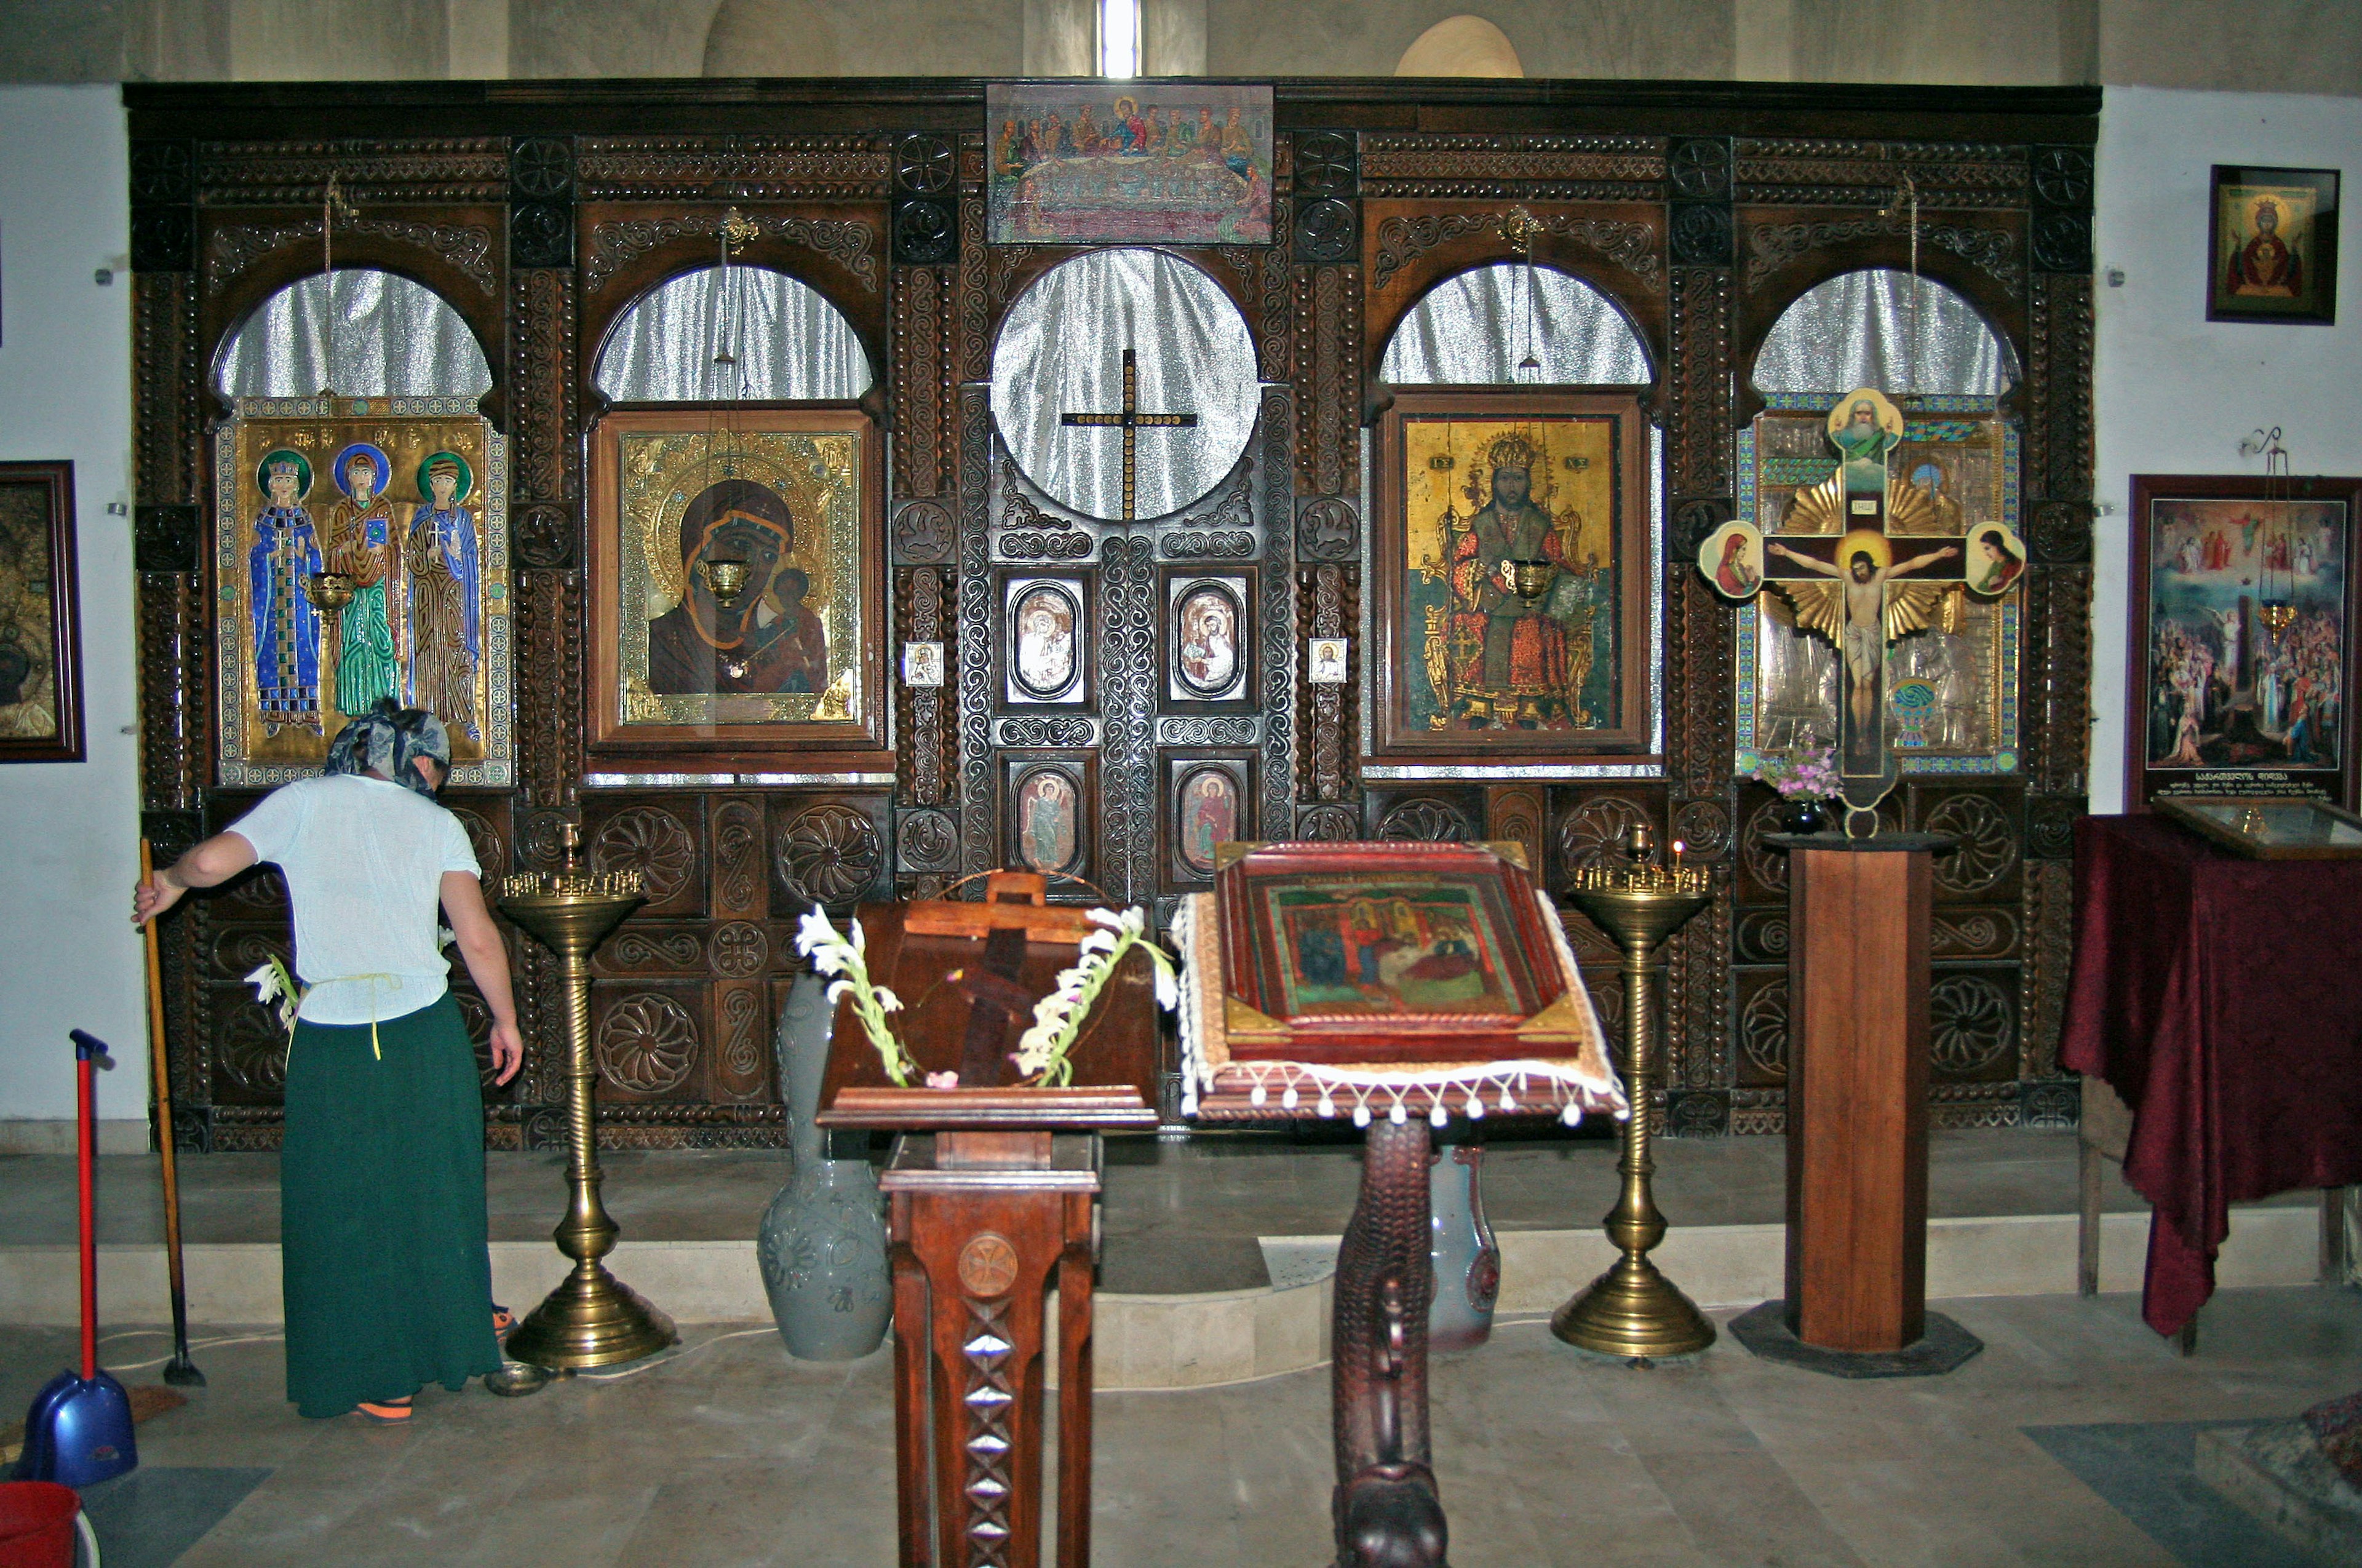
[2091,87,2362,813]
[0,86,146,1147]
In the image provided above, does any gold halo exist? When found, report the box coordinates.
[1837,528,1893,570]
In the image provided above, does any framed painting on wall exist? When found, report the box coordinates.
[213,399,512,787]
[0,460,83,763]
[589,408,886,762]
[2126,474,2360,808]
[985,82,1273,245]
[1371,391,1655,764]
[2208,165,2339,326]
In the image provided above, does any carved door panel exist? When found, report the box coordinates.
[961,394,1295,923]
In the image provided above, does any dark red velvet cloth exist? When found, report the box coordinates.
[2060,814,2362,1335]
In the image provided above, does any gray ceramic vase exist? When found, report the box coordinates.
[1428,1139,1500,1351]
[757,971,893,1360]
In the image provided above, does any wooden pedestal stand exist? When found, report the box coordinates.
[817,884,1161,1568]
[1730,833,1982,1377]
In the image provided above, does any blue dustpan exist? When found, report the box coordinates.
[12,1030,138,1486]
[12,1369,137,1487]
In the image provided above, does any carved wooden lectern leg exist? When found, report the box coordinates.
[1330,1117,1449,1568]
[883,1131,1099,1568]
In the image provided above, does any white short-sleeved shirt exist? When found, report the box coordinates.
[227,774,481,1025]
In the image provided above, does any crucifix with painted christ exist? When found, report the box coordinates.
[1699,386,2024,819]
[1060,347,1199,520]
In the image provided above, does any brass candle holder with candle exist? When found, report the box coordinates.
[495,823,677,1369]
[1554,824,1717,1359]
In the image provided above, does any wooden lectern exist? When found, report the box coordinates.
[817,875,1161,1568]
[1731,832,1982,1376]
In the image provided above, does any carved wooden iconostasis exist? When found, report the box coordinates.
[123,81,2098,1151]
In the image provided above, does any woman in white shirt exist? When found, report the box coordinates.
[136,701,522,1424]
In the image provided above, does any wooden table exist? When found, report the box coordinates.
[1175,894,1624,1567]
[817,899,1161,1568]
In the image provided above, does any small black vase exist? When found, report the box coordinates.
[1776,797,1832,835]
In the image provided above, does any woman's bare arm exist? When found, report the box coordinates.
[134,830,260,925]
[442,870,524,1085]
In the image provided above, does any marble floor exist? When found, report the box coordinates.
[7,1283,2360,1567]
[1,1125,2265,1294]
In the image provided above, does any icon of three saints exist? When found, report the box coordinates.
[249,442,482,745]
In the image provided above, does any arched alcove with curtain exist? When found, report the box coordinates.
[215,268,493,400]
[594,264,874,404]
[1378,263,1652,387]
[1752,268,2018,399]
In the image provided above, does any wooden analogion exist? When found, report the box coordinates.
[818,883,1159,1568]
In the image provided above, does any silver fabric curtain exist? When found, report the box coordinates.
[215,269,493,399]
[1753,268,2015,397]
[594,265,873,402]
[1379,264,1652,386]
[990,248,1259,523]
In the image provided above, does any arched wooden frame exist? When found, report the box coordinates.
[1368,258,1661,389]
[196,208,509,428]
[577,206,889,420]
[980,244,1265,383]
[205,263,499,404]
[1731,219,2030,426]
[1359,203,1672,410]
[584,258,880,405]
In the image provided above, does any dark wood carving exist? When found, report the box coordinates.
[510,266,578,509]
[1294,263,1360,497]
[132,273,199,507]
[574,136,892,201]
[123,79,2097,1145]
[195,138,509,205]
[892,265,955,499]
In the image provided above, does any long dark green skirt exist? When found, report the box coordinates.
[280,993,501,1417]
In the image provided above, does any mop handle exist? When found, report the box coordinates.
[70,1029,108,1382]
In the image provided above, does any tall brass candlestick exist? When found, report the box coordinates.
[496,827,677,1369]
[1554,859,1716,1359]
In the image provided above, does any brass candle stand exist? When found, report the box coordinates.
[496,828,678,1369]
[1553,835,1717,1360]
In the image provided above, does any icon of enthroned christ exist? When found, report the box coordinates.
[646,478,827,695]
[1445,433,1589,729]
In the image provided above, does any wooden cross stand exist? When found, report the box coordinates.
[818,873,1162,1568]
[1059,346,1198,520]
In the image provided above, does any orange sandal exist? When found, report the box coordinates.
[357,1396,413,1425]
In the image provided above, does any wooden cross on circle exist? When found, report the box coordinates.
[1060,347,1198,520]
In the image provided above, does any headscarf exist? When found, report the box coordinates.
[324,698,451,797]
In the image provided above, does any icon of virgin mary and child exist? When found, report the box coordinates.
[646,477,828,695]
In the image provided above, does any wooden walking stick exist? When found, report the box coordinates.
[140,839,204,1388]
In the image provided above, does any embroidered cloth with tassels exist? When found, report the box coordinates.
[1172,893,1628,1129]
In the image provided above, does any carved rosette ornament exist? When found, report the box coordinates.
[1377,797,1470,843]
[592,808,696,904]
[777,803,883,907]
[596,993,699,1095]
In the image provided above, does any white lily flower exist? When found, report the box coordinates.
[1078,930,1119,956]
[1086,907,1124,929]
[825,978,854,1005]
[793,907,838,957]
[875,988,903,1013]
[246,963,282,1003]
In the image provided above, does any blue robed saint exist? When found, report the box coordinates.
[249,506,322,724]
